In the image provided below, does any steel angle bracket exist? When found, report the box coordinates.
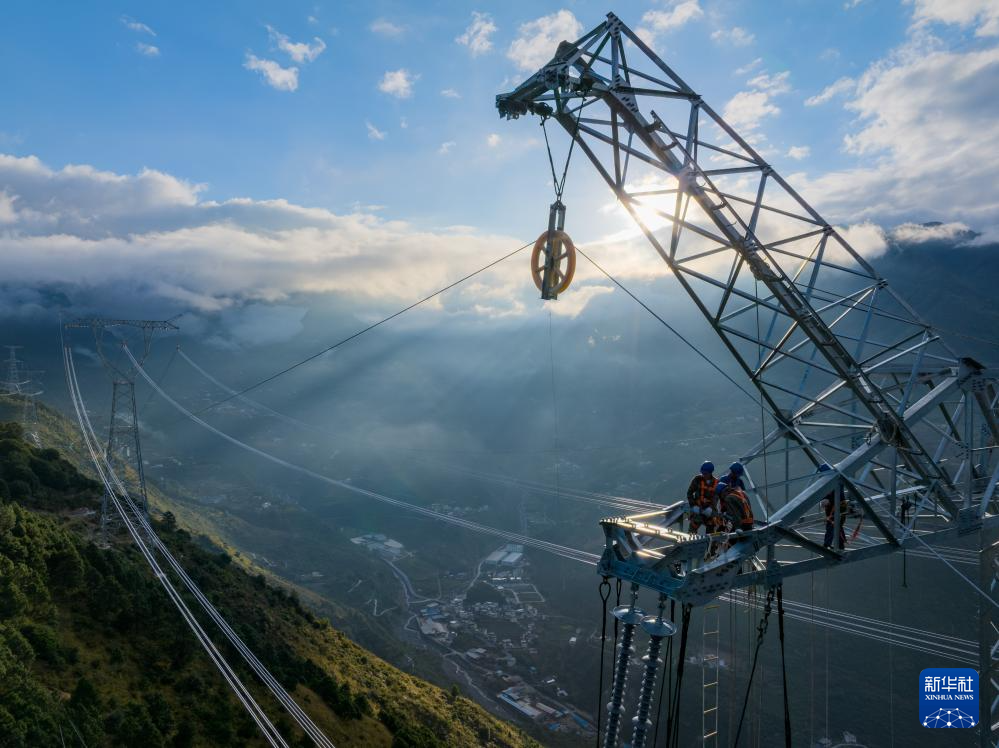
[598,505,781,605]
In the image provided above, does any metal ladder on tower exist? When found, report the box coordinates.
[702,602,721,746]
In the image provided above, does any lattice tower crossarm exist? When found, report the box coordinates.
[496,11,999,604]
[64,316,179,380]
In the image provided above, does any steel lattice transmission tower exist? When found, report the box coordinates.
[64,317,179,539]
[2,346,27,396]
[2,347,43,444]
[498,13,999,746]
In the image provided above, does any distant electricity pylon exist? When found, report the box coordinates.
[64,317,179,541]
[2,346,43,445]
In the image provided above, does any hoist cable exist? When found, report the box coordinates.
[575,247,760,407]
[541,105,583,200]
[194,240,532,415]
[734,587,775,747]
[595,578,611,748]
[777,585,791,748]
[548,310,561,512]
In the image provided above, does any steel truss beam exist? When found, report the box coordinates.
[497,11,999,598]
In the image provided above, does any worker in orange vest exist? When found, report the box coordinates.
[721,483,755,533]
[685,461,718,534]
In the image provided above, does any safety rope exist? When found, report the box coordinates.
[595,577,610,748]
[777,586,791,748]
[733,587,775,747]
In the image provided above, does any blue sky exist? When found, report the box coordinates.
[1,0,998,333]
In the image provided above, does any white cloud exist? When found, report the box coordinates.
[266,25,326,63]
[548,285,614,317]
[0,153,540,318]
[486,133,501,148]
[366,121,386,140]
[507,10,582,72]
[722,91,779,130]
[456,11,497,56]
[909,0,999,37]
[890,221,973,243]
[787,145,810,160]
[370,18,405,38]
[400,117,408,129]
[791,37,999,234]
[721,70,790,130]
[135,42,160,57]
[220,304,307,347]
[805,76,855,106]
[379,68,418,98]
[711,26,755,46]
[244,54,299,91]
[747,71,790,93]
[440,88,461,99]
[735,57,763,75]
[837,222,888,258]
[0,191,16,224]
[638,1,703,44]
[844,0,866,8]
[438,141,455,155]
[121,16,155,36]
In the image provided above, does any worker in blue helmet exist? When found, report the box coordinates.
[686,461,718,534]
[715,461,746,497]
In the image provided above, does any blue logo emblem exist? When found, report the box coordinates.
[919,668,978,728]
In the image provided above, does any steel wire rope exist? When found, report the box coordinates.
[733,587,774,747]
[66,352,289,746]
[888,556,895,748]
[824,568,829,743]
[541,104,583,201]
[887,512,999,610]
[126,351,983,661]
[194,240,533,416]
[138,344,178,414]
[91,421,336,747]
[548,310,561,522]
[182,345,758,457]
[574,247,761,407]
[777,586,791,748]
[64,349,290,748]
[595,577,610,747]
[127,345,599,564]
[70,353,335,748]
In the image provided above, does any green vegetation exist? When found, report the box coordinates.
[0,421,537,748]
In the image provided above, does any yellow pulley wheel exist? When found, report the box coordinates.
[531,229,577,296]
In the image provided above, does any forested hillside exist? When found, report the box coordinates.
[0,421,536,748]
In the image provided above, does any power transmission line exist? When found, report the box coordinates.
[195,240,532,416]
